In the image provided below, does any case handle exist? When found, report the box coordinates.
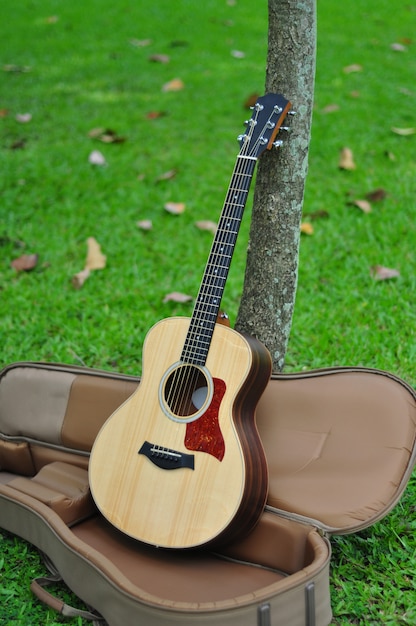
[30,571,105,624]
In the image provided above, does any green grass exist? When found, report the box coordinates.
[0,0,415,624]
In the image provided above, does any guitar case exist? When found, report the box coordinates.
[0,360,415,625]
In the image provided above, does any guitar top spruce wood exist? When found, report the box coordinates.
[89,94,292,548]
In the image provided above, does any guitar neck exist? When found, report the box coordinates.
[181,155,257,366]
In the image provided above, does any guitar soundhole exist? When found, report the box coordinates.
[162,364,212,422]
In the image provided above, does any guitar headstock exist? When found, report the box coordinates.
[238,93,292,159]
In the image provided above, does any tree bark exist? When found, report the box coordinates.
[235,0,316,372]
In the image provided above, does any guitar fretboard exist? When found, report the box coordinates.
[181,156,257,365]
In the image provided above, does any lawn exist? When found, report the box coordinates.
[0,0,415,624]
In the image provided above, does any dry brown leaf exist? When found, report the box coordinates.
[391,127,416,136]
[146,110,168,120]
[137,220,153,231]
[195,220,217,235]
[85,237,106,270]
[343,64,363,74]
[46,15,59,23]
[88,150,106,166]
[88,128,126,143]
[321,103,339,113]
[164,202,186,215]
[162,78,184,92]
[0,108,8,118]
[11,253,38,271]
[352,199,372,213]
[156,168,177,182]
[149,54,170,63]
[370,265,400,281]
[163,292,193,303]
[243,93,259,109]
[10,139,26,150]
[300,222,314,235]
[3,64,31,73]
[129,38,152,47]
[72,238,106,289]
[339,147,356,170]
[385,151,397,161]
[72,268,91,289]
[304,209,329,220]
[366,188,387,202]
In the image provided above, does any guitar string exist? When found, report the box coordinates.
[165,151,255,418]
[167,155,255,417]
[167,110,276,418]
[166,105,283,418]
[168,148,255,417]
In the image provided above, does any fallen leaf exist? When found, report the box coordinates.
[350,91,361,98]
[195,220,217,234]
[243,93,260,109]
[88,150,106,166]
[146,110,168,119]
[72,268,91,289]
[129,38,152,47]
[339,147,356,170]
[370,265,400,280]
[72,238,106,289]
[304,209,329,220]
[366,188,387,202]
[300,222,314,235]
[321,103,340,113]
[88,128,126,143]
[390,43,407,52]
[10,138,26,150]
[343,64,363,74]
[15,113,32,123]
[11,253,38,271]
[162,78,184,92]
[169,40,189,48]
[163,292,193,303]
[149,54,170,63]
[156,168,177,182]
[2,64,31,73]
[46,15,59,23]
[0,108,8,118]
[85,237,106,270]
[164,202,186,215]
[137,219,153,230]
[352,199,372,213]
[391,127,416,136]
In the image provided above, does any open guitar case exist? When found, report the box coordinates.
[0,360,416,625]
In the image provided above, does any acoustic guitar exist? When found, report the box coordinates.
[89,93,291,548]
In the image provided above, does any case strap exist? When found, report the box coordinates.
[30,553,106,624]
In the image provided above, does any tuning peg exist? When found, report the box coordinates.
[279,126,290,132]
[288,110,297,116]
[273,140,284,148]
[237,133,247,142]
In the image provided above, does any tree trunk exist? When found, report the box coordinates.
[235,0,316,372]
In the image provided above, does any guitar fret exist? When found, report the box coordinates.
[180,127,267,365]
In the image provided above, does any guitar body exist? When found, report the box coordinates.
[89,317,271,549]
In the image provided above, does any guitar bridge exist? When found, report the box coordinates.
[139,441,195,470]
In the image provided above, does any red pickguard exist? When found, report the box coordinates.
[184,378,226,461]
